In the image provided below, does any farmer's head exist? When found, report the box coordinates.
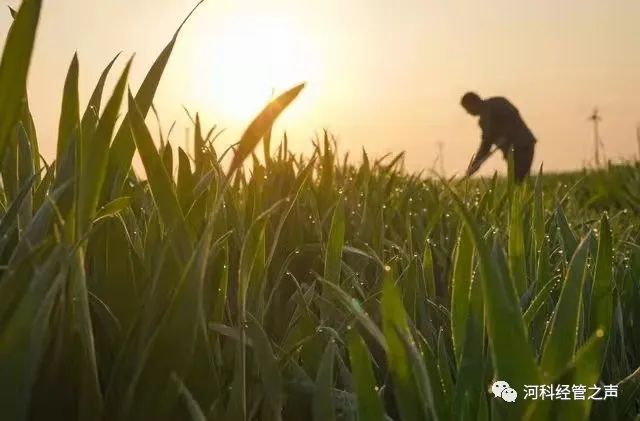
[461,92,483,116]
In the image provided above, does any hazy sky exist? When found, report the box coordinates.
[1,0,639,176]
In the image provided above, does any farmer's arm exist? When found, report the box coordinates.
[466,116,495,176]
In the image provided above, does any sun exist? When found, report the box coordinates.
[189,16,319,124]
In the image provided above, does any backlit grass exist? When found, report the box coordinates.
[1,1,639,420]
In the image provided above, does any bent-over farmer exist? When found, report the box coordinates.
[461,92,536,182]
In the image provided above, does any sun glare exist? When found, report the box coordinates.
[189,16,319,124]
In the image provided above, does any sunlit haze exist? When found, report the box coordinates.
[1,0,639,176]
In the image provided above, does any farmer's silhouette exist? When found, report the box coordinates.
[461,92,536,182]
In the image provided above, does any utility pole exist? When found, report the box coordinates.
[437,140,445,176]
[588,108,602,167]
[636,124,640,161]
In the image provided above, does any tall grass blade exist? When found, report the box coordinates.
[347,331,386,421]
[589,214,613,346]
[324,197,345,285]
[508,187,527,294]
[81,53,121,139]
[56,54,80,175]
[69,248,104,419]
[540,235,591,379]
[76,59,132,236]
[126,91,192,259]
[227,83,305,177]
[451,227,474,363]
[448,187,539,418]
[381,270,423,421]
[0,0,42,163]
[246,314,284,421]
[313,340,337,421]
[0,249,64,421]
[106,2,204,196]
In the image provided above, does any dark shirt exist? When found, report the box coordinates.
[475,97,536,161]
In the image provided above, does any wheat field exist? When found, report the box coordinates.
[1,2,639,420]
